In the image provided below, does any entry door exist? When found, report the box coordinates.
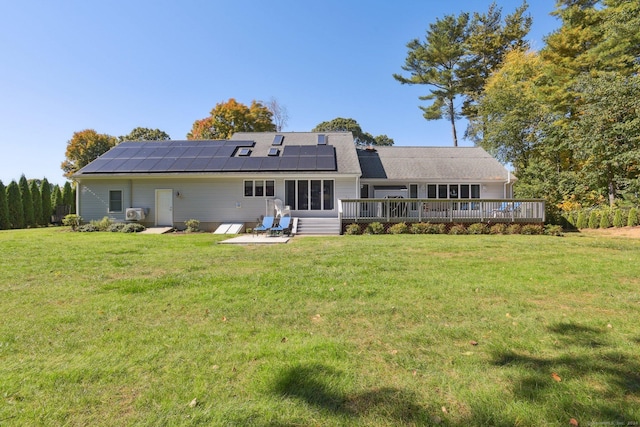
[155,189,173,226]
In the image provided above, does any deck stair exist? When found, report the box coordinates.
[295,217,341,235]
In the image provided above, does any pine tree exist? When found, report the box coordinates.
[18,175,35,227]
[40,178,52,225]
[6,180,24,229]
[0,180,9,229]
[30,180,42,228]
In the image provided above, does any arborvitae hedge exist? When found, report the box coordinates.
[576,211,587,229]
[6,181,24,229]
[62,181,74,214]
[40,178,52,225]
[0,180,9,230]
[30,181,42,227]
[599,211,611,229]
[613,209,624,228]
[588,210,599,228]
[19,175,35,227]
[629,208,639,227]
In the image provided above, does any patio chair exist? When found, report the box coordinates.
[253,216,274,236]
[491,202,521,218]
[269,215,292,236]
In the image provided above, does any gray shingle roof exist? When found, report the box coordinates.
[357,146,512,182]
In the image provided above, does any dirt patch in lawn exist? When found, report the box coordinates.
[577,226,640,239]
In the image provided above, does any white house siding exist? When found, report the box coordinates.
[77,179,131,222]
[77,174,359,230]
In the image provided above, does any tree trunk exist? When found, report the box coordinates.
[449,99,458,147]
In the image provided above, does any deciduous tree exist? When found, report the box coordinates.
[312,118,394,146]
[187,99,276,140]
[119,127,170,142]
[61,130,118,178]
[265,97,289,132]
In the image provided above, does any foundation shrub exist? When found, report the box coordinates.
[489,223,507,235]
[388,222,409,234]
[505,224,522,235]
[448,224,467,235]
[122,223,145,233]
[365,222,385,235]
[521,224,543,235]
[467,223,489,235]
[185,219,200,233]
[345,223,362,235]
[544,224,564,236]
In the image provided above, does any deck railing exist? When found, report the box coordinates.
[338,199,545,224]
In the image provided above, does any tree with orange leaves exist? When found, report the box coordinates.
[187,98,275,140]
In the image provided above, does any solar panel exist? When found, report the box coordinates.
[282,146,300,156]
[272,135,284,145]
[77,139,338,174]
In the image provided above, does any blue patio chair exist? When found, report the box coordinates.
[269,215,292,236]
[253,216,274,236]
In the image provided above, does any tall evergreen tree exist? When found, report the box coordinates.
[6,180,24,229]
[30,180,42,228]
[0,180,9,230]
[19,175,35,228]
[394,12,469,146]
[40,178,52,225]
[52,185,63,212]
[62,181,74,214]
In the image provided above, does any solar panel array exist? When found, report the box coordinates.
[78,140,337,174]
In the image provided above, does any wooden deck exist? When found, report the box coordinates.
[338,199,545,224]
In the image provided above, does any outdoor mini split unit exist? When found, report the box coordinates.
[125,208,145,221]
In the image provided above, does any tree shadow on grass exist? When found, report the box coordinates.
[271,363,431,425]
[479,321,640,425]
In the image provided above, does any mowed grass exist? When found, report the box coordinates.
[1,228,639,426]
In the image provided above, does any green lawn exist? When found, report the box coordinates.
[1,228,639,426]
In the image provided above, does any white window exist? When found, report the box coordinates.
[244,180,275,197]
[109,190,123,213]
[284,179,334,211]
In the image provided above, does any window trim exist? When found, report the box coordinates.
[108,189,123,213]
[243,180,275,198]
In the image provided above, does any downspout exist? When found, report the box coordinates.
[504,169,511,198]
[75,180,81,218]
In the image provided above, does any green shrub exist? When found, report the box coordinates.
[467,223,489,235]
[506,224,522,235]
[576,211,587,229]
[599,211,611,229]
[77,224,98,232]
[91,216,114,232]
[345,223,362,235]
[365,222,385,235]
[544,224,564,236]
[587,210,599,228]
[448,224,467,235]
[521,224,543,235]
[489,223,507,235]
[613,209,624,228]
[122,223,145,233]
[108,223,126,232]
[628,208,639,227]
[184,219,200,233]
[411,222,447,234]
[388,222,409,234]
[62,214,82,231]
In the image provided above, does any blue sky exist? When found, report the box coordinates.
[0,1,560,186]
